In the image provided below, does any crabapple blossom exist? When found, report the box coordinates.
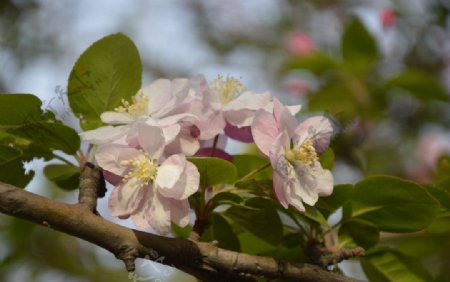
[94,124,199,234]
[252,98,333,211]
[287,32,316,55]
[207,75,273,142]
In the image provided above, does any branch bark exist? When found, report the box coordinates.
[0,181,363,282]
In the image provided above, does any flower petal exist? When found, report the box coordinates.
[109,178,146,216]
[223,91,272,127]
[294,116,333,154]
[79,125,127,144]
[312,162,334,197]
[251,110,279,156]
[95,145,141,176]
[170,199,191,227]
[131,189,171,234]
[137,123,165,158]
[101,111,135,124]
[155,154,185,192]
[224,123,254,143]
[290,163,319,206]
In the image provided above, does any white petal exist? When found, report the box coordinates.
[155,154,185,192]
[95,145,141,176]
[132,189,171,234]
[170,199,191,227]
[290,163,319,206]
[294,116,333,154]
[101,111,135,124]
[223,91,272,127]
[137,123,165,158]
[79,125,127,144]
[109,178,146,216]
[312,162,334,197]
[287,105,302,115]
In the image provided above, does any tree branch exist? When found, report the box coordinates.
[0,181,363,282]
[78,162,105,212]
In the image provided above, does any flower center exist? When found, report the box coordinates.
[285,139,318,167]
[121,152,159,187]
[210,75,246,105]
[114,91,149,117]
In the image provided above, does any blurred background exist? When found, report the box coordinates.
[1,0,449,281]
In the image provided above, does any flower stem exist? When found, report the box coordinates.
[210,135,219,157]
[52,153,76,166]
[237,162,271,182]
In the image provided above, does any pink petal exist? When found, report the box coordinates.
[109,178,146,216]
[251,110,280,156]
[223,91,272,127]
[137,123,165,158]
[273,98,297,135]
[95,145,141,176]
[155,154,186,193]
[195,147,233,162]
[132,189,171,234]
[273,171,289,208]
[157,157,199,200]
[170,199,191,227]
[224,123,253,143]
[103,170,122,186]
[294,116,333,154]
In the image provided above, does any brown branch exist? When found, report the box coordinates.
[78,162,105,212]
[307,241,365,268]
[0,182,363,282]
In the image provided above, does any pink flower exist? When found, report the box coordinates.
[380,9,396,29]
[94,124,199,234]
[252,98,333,211]
[193,75,272,143]
[287,32,316,56]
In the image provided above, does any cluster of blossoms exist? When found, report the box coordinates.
[80,75,334,234]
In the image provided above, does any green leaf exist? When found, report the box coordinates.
[0,145,35,188]
[209,213,240,251]
[68,33,142,130]
[283,52,338,75]
[233,154,272,180]
[350,176,440,232]
[316,184,353,219]
[234,179,273,197]
[341,18,378,68]
[0,94,43,125]
[339,219,379,249]
[171,222,192,239]
[207,192,243,213]
[423,185,450,211]
[238,230,276,255]
[188,157,237,188]
[44,164,80,191]
[385,70,449,102]
[302,205,329,227]
[224,198,283,245]
[361,248,433,282]
[0,94,80,155]
[319,148,334,170]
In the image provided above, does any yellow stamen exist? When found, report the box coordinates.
[210,75,246,105]
[285,139,318,167]
[114,91,149,117]
[121,151,159,187]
